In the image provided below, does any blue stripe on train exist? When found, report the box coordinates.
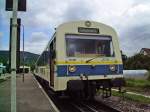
[57,64,123,77]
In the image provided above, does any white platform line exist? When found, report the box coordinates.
[32,73,60,112]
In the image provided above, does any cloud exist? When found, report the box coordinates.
[14,1,150,55]
[62,0,93,22]
[20,0,69,28]
[23,32,49,54]
[28,32,48,43]
[1,0,150,56]
[116,2,150,56]
[119,3,150,28]
[120,24,150,55]
[20,0,133,28]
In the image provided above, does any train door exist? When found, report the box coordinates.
[50,38,56,86]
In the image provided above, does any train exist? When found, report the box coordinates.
[34,20,125,99]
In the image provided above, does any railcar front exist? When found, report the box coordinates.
[55,21,124,98]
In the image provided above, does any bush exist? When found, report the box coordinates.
[124,54,150,70]
[147,71,150,81]
[126,79,150,88]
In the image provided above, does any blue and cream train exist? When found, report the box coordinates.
[35,21,125,98]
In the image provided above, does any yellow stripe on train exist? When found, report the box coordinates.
[56,60,122,65]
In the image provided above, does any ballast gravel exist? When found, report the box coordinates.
[95,96,150,112]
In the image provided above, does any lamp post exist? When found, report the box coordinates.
[5,0,26,111]
[11,0,18,112]
[21,24,25,82]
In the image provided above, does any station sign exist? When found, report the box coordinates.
[5,0,26,11]
[78,27,99,34]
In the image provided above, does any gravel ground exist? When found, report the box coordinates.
[142,89,150,96]
[95,96,150,112]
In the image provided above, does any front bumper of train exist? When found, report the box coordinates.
[54,74,124,91]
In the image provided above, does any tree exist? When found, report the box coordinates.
[124,54,150,70]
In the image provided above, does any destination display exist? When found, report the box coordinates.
[78,27,99,34]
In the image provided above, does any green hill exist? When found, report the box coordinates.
[0,50,40,67]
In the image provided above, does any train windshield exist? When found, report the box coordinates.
[66,35,115,57]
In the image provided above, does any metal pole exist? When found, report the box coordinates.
[22,25,25,82]
[11,0,18,112]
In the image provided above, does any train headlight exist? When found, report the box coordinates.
[109,65,116,71]
[68,65,76,72]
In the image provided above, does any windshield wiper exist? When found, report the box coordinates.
[85,56,100,63]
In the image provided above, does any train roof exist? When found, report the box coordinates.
[56,20,115,31]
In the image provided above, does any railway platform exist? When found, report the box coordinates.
[17,73,58,112]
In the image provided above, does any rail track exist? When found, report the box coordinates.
[71,102,99,112]
[71,100,120,112]
[35,75,120,112]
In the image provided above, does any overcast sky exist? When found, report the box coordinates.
[0,0,150,56]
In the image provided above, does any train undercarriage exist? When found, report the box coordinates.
[35,74,125,100]
[67,78,126,100]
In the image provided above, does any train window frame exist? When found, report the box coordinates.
[65,34,115,58]
[49,37,56,59]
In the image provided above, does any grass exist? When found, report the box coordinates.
[112,90,150,104]
[113,74,150,104]
[124,77,150,96]
[126,79,150,88]
[0,79,6,83]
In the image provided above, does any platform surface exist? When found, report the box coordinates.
[17,73,52,112]
[0,77,11,112]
